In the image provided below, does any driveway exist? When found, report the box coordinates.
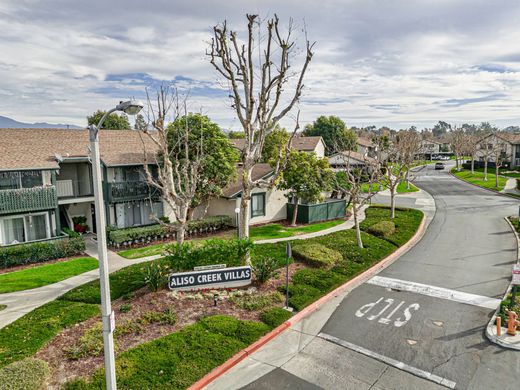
[207,163,520,390]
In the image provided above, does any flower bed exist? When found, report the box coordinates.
[107,215,232,247]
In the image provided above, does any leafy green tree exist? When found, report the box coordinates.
[87,110,130,129]
[278,151,334,226]
[134,114,148,130]
[262,125,290,163]
[228,130,245,138]
[303,115,357,155]
[432,121,451,138]
[168,113,239,218]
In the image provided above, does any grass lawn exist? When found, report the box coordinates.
[451,168,507,191]
[0,300,99,368]
[0,257,98,294]
[466,166,520,178]
[396,181,419,193]
[118,220,345,259]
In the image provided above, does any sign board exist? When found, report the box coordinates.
[194,263,226,271]
[168,265,252,291]
[513,265,520,285]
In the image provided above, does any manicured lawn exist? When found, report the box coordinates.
[0,257,98,294]
[451,168,507,191]
[466,166,520,178]
[118,220,345,259]
[396,181,419,193]
[64,316,271,390]
[0,300,99,368]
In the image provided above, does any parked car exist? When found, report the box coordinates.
[435,162,445,170]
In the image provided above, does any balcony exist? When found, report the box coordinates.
[0,186,58,215]
[56,179,93,199]
[107,181,159,203]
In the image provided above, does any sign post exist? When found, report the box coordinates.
[285,242,292,310]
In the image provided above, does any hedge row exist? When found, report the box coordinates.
[107,215,232,247]
[0,237,86,269]
[292,243,343,269]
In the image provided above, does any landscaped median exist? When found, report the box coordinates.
[0,205,424,390]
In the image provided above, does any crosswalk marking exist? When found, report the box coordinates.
[367,276,500,310]
[318,332,457,389]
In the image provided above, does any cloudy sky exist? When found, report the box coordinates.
[2,0,520,130]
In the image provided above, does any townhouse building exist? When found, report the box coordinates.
[0,128,162,246]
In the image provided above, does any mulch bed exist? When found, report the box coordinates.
[36,262,307,389]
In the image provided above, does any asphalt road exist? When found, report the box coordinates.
[242,164,520,390]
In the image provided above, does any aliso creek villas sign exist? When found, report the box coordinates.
[168,265,252,291]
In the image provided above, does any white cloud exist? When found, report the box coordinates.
[2,0,520,129]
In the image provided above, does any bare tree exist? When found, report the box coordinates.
[140,86,203,245]
[399,130,422,189]
[476,133,495,181]
[448,126,467,171]
[208,14,314,239]
[464,134,480,174]
[333,151,381,248]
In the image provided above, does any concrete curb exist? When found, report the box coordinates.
[484,217,520,351]
[448,170,520,201]
[189,211,430,390]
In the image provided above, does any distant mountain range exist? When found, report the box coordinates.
[0,115,82,129]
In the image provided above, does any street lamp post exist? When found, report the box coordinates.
[88,100,143,390]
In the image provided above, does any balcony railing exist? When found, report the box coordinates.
[0,186,58,214]
[56,179,93,199]
[107,181,159,203]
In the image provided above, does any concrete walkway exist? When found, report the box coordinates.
[0,238,160,329]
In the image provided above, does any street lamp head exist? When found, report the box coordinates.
[116,100,144,115]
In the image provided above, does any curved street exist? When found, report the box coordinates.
[209,163,520,390]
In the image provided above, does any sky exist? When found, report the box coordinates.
[2,0,520,130]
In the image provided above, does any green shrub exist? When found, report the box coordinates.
[366,220,396,238]
[199,315,270,345]
[229,291,284,311]
[164,239,253,271]
[287,284,322,311]
[63,378,90,390]
[0,237,85,269]
[143,261,169,292]
[119,303,132,313]
[63,227,81,238]
[292,268,345,292]
[260,307,292,328]
[139,308,177,326]
[0,358,50,390]
[252,256,278,283]
[65,322,105,360]
[107,215,232,246]
[292,243,342,269]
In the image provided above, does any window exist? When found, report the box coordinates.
[118,201,164,228]
[251,193,266,218]
[1,213,50,245]
[0,171,42,190]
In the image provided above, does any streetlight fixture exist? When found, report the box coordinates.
[88,100,144,390]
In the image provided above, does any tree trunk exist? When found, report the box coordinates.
[456,155,459,171]
[495,164,499,188]
[484,159,488,181]
[239,193,250,240]
[390,187,396,219]
[186,207,195,221]
[291,197,299,227]
[175,206,189,245]
[352,202,363,249]
[471,155,475,174]
[405,168,410,189]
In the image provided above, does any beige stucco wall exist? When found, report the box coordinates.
[315,140,326,158]
[475,135,513,165]
[66,202,94,232]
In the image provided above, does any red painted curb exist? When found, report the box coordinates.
[189,212,428,390]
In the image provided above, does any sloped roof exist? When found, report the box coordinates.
[329,150,378,165]
[229,135,324,153]
[357,137,375,148]
[0,128,160,171]
[222,163,274,198]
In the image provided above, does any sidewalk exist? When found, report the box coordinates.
[203,187,436,389]
[0,237,160,329]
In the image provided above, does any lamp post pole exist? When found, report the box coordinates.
[87,101,143,390]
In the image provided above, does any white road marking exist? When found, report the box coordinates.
[355,297,420,327]
[367,276,500,310]
[318,332,457,389]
